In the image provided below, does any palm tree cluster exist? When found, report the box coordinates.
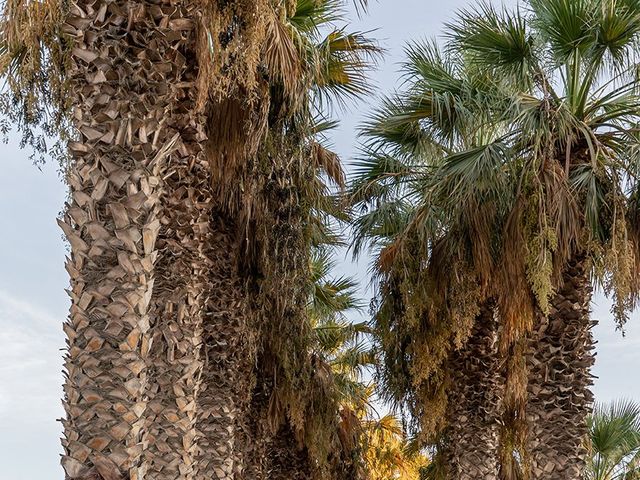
[308,249,429,479]
[1,0,382,478]
[351,0,640,478]
[2,0,640,479]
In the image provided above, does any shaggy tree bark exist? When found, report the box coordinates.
[194,213,255,480]
[264,425,312,480]
[59,0,200,478]
[131,2,216,479]
[59,1,350,478]
[442,302,503,480]
[525,256,595,479]
[59,1,231,478]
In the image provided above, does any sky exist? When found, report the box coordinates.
[1,1,640,478]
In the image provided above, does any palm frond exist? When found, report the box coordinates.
[529,0,597,61]
[587,399,640,480]
[447,2,535,85]
[312,28,382,109]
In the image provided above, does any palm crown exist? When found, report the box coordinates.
[355,0,640,321]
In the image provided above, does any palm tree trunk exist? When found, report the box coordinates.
[60,1,191,478]
[193,213,255,480]
[143,150,211,477]
[264,426,312,480]
[129,3,215,479]
[442,302,503,480]
[525,255,595,479]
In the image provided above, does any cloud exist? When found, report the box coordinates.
[0,289,64,424]
[0,289,66,478]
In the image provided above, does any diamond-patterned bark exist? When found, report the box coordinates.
[525,256,595,479]
[442,302,503,480]
[136,2,212,478]
[60,0,194,477]
[193,213,255,480]
[60,0,214,478]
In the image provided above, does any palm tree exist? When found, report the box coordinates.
[362,414,427,480]
[1,1,377,479]
[2,1,219,478]
[0,1,269,477]
[350,41,509,479]
[586,399,640,480]
[220,3,380,479]
[351,1,640,478]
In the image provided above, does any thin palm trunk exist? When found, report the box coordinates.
[194,213,255,480]
[144,157,211,478]
[442,302,503,480]
[526,255,595,479]
[264,425,312,480]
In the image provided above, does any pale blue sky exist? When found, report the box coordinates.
[1,1,639,478]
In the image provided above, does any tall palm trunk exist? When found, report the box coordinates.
[264,425,312,480]
[525,255,595,479]
[59,0,198,478]
[144,149,212,476]
[130,3,215,479]
[194,213,255,480]
[442,302,503,480]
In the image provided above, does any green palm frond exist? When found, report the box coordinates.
[359,93,438,158]
[350,199,420,260]
[594,0,640,68]
[446,2,535,85]
[427,140,513,208]
[586,399,640,480]
[289,0,343,34]
[529,0,597,61]
[330,342,376,376]
[312,28,382,109]
[309,248,362,322]
[349,0,640,452]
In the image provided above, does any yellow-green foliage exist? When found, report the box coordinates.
[601,202,640,329]
[0,0,70,165]
[374,235,483,442]
[363,415,428,480]
[525,223,557,316]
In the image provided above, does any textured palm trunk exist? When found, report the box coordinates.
[264,426,312,480]
[126,3,215,480]
[239,390,348,480]
[60,1,198,478]
[60,2,289,479]
[442,302,503,480]
[144,174,211,479]
[193,213,255,480]
[525,256,595,479]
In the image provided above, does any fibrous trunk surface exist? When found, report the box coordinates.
[140,2,212,479]
[59,1,345,479]
[263,425,312,480]
[194,213,255,480]
[525,256,594,479]
[442,302,503,480]
[60,0,195,478]
[61,0,216,478]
